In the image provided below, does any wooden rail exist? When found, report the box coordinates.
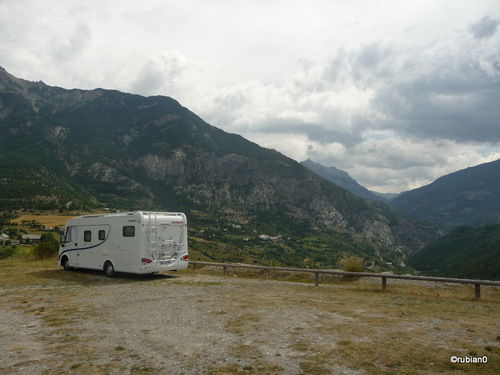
[189,261,500,300]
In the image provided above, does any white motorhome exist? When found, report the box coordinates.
[58,211,188,276]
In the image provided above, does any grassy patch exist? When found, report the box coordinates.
[226,311,262,335]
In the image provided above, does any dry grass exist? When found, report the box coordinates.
[1,258,500,374]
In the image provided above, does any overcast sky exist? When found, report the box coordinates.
[1,0,500,193]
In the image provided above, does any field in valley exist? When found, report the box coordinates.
[0,258,499,375]
[11,213,81,228]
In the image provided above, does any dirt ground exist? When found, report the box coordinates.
[1,262,499,374]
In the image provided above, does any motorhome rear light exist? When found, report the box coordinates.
[141,258,152,263]
[180,254,188,261]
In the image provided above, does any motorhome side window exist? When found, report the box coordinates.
[84,230,91,242]
[123,226,135,237]
[98,230,105,240]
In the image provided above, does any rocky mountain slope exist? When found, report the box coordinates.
[0,67,437,266]
[390,159,500,229]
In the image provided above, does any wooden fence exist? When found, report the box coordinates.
[189,261,500,300]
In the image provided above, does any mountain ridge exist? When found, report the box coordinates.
[0,67,437,269]
[301,159,388,202]
[390,158,500,229]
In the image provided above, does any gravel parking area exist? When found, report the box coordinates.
[1,267,499,374]
[1,272,342,374]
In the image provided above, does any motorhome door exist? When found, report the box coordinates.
[63,226,78,265]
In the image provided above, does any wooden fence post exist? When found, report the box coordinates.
[315,272,319,286]
[223,265,227,277]
[264,268,269,280]
[474,284,481,299]
[382,277,387,292]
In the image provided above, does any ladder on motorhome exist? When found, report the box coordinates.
[147,212,159,260]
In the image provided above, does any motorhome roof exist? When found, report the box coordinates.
[78,212,183,219]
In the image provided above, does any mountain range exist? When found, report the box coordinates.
[302,158,500,231]
[0,67,439,270]
[298,149,500,280]
[389,159,500,229]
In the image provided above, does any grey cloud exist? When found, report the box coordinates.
[214,91,247,111]
[131,52,187,96]
[344,36,500,144]
[306,125,363,147]
[258,118,364,147]
[321,52,349,86]
[374,62,500,143]
[131,65,164,96]
[469,16,499,40]
[353,43,393,71]
[54,24,90,62]
[234,31,500,159]
[349,43,397,87]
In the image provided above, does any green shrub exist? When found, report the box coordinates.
[339,256,363,273]
[33,233,59,259]
[343,261,362,273]
[0,246,16,259]
[33,241,58,259]
[337,257,363,282]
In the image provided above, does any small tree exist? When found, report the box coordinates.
[33,232,59,259]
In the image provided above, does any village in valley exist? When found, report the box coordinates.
[0,212,71,259]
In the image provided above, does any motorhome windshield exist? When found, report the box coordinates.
[61,226,76,243]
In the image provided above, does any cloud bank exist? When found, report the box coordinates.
[1,0,499,192]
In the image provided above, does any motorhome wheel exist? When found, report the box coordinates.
[62,257,72,271]
[104,262,115,277]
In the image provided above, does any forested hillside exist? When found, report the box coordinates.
[408,224,500,280]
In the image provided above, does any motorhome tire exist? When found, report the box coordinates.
[104,262,115,277]
[62,257,72,271]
